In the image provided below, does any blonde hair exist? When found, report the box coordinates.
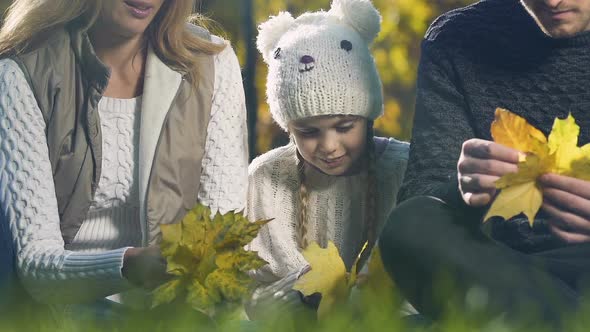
[296,121,378,266]
[0,0,224,87]
[296,150,310,249]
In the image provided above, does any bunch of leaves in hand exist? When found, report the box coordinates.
[152,203,271,317]
[293,241,396,319]
[485,108,590,225]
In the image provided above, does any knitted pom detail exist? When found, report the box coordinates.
[329,0,381,43]
[257,12,296,63]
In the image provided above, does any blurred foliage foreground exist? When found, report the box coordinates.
[3,280,590,332]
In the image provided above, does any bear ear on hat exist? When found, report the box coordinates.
[257,12,296,63]
[329,0,381,43]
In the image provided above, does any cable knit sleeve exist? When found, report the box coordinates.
[197,37,248,214]
[0,59,130,304]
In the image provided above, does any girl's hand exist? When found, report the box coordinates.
[457,139,520,207]
[246,266,313,321]
[122,246,170,289]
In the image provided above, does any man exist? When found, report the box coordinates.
[379,0,590,326]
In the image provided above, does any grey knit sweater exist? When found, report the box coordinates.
[399,0,590,253]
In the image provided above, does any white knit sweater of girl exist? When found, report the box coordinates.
[246,139,409,283]
[0,37,248,304]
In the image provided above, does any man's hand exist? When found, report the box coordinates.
[122,246,170,289]
[539,174,590,244]
[457,139,520,207]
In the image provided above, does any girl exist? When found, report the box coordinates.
[246,0,409,315]
[0,0,247,322]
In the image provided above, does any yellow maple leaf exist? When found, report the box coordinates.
[571,144,590,181]
[491,108,547,155]
[348,241,368,288]
[152,203,271,317]
[365,248,395,293]
[356,247,400,309]
[485,181,543,226]
[292,242,349,319]
[293,242,402,319]
[485,109,590,225]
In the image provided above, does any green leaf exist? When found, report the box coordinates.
[157,203,270,317]
[216,249,268,272]
[167,244,196,276]
[205,269,251,302]
[160,222,181,257]
[152,278,184,308]
[215,218,272,249]
[186,278,215,315]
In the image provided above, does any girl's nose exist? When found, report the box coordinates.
[318,137,338,154]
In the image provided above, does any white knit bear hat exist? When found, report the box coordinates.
[257,0,383,131]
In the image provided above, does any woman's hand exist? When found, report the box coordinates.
[122,246,170,289]
[457,139,520,207]
[539,174,590,244]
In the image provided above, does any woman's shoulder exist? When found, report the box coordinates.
[210,34,235,68]
[17,26,69,58]
[210,35,236,64]
[0,58,23,74]
[248,144,298,179]
[185,23,213,40]
[0,58,31,92]
[194,30,239,81]
[184,23,231,57]
[5,26,72,86]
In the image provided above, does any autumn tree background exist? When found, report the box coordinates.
[0,0,475,158]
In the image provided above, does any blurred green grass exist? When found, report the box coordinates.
[1,284,588,332]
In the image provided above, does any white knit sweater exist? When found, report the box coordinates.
[0,37,248,304]
[67,96,143,253]
[247,139,409,283]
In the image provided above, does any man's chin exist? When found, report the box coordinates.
[545,27,577,38]
[540,22,586,38]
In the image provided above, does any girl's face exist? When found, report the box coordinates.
[97,0,166,38]
[289,115,368,176]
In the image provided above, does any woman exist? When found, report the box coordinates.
[0,0,247,319]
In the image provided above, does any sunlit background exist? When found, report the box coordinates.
[0,0,475,159]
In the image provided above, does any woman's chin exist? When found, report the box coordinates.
[117,23,151,38]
